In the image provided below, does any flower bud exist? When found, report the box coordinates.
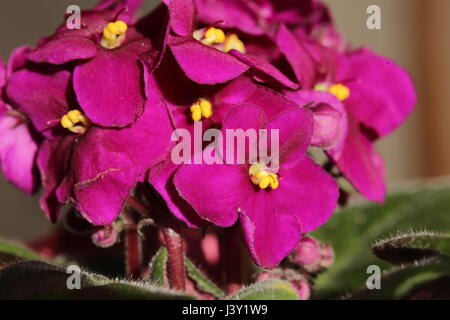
[320,244,335,268]
[91,225,118,248]
[290,279,311,300]
[293,237,322,270]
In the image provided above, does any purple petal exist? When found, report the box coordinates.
[6,66,71,138]
[96,0,143,23]
[265,107,314,168]
[150,160,209,228]
[276,156,339,233]
[195,0,264,35]
[169,37,249,85]
[74,50,145,127]
[163,0,196,37]
[337,48,416,137]
[71,84,173,225]
[37,136,75,222]
[245,84,298,118]
[0,115,38,194]
[228,50,299,89]
[285,90,347,152]
[174,163,252,227]
[7,46,32,77]
[273,24,316,88]
[328,116,386,202]
[239,191,302,268]
[27,32,98,65]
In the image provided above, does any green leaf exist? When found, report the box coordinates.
[349,256,450,300]
[40,281,196,300]
[148,247,168,286]
[373,231,450,265]
[311,184,450,299]
[0,260,195,300]
[185,257,225,299]
[0,239,43,268]
[228,279,298,300]
[0,260,108,299]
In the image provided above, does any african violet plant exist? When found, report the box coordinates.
[2,0,448,300]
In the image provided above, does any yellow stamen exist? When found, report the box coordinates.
[190,98,213,122]
[249,163,279,190]
[328,83,350,101]
[202,27,226,45]
[101,20,128,49]
[224,33,246,53]
[60,110,91,134]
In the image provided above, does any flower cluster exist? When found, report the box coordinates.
[0,0,416,268]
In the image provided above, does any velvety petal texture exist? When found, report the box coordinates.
[6,66,72,137]
[337,48,416,137]
[169,37,249,85]
[0,115,38,194]
[229,50,299,89]
[285,90,347,153]
[174,106,338,267]
[329,116,386,203]
[74,51,145,127]
[71,81,173,225]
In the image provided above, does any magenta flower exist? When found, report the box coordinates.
[327,48,417,202]
[162,0,299,89]
[0,48,39,194]
[172,105,339,267]
[6,57,172,225]
[26,0,150,128]
[150,61,303,229]
[194,0,331,36]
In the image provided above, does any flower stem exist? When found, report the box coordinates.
[125,226,142,279]
[162,227,187,291]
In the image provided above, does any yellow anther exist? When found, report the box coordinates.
[101,20,128,49]
[249,163,279,190]
[224,33,246,53]
[328,83,350,101]
[60,109,91,134]
[190,98,213,122]
[203,27,226,45]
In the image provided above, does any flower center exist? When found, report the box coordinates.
[101,20,128,49]
[249,163,279,190]
[60,110,91,134]
[315,83,350,101]
[193,27,246,53]
[224,33,246,54]
[190,98,213,122]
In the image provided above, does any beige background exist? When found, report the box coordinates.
[0,0,449,240]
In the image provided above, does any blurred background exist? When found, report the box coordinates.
[0,0,449,240]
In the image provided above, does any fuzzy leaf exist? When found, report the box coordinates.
[311,184,450,299]
[40,282,196,300]
[0,240,43,268]
[148,247,168,286]
[373,231,450,265]
[349,256,450,300]
[402,276,450,300]
[228,279,298,300]
[185,257,225,299]
[0,260,108,299]
[0,260,195,300]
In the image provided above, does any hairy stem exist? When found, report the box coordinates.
[125,226,142,278]
[162,227,186,291]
